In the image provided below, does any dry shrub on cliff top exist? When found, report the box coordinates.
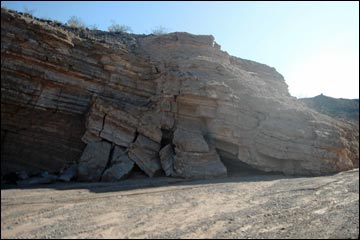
[151,26,169,35]
[67,16,86,28]
[108,20,132,33]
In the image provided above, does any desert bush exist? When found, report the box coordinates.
[108,20,132,33]
[151,25,169,35]
[67,16,86,28]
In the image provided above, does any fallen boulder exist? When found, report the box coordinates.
[174,149,227,179]
[101,146,134,181]
[128,135,162,177]
[59,164,78,182]
[173,128,210,153]
[16,171,58,186]
[159,144,175,176]
[77,141,112,182]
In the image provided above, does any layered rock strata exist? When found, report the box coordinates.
[1,9,358,181]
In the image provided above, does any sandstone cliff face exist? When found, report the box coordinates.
[1,9,358,180]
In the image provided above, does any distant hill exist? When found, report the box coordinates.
[300,94,359,122]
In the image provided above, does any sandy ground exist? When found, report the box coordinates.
[1,169,359,239]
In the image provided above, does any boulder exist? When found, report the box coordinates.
[108,145,127,164]
[173,128,210,153]
[101,157,134,182]
[16,171,58,186]
[128,135,162,177]
[101,146,134,181]
[159,144,175,176]
[58,164,78,182]
[77,141,112,182]
[174,149,227,179]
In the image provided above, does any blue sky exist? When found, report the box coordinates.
[2,1,359,99]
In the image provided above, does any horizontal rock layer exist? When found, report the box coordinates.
[1,9,358,179]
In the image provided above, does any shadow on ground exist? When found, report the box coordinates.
[1,165,305,195]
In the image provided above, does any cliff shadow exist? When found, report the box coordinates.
[1,169,294,194]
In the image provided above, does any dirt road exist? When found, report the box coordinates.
[1,169,359,239]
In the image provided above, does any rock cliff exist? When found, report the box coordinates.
[1,9,358,180]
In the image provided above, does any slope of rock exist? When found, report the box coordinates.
[1,8,358,180]
[300,94,359,123]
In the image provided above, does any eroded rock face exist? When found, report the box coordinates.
[1,9,358,180]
